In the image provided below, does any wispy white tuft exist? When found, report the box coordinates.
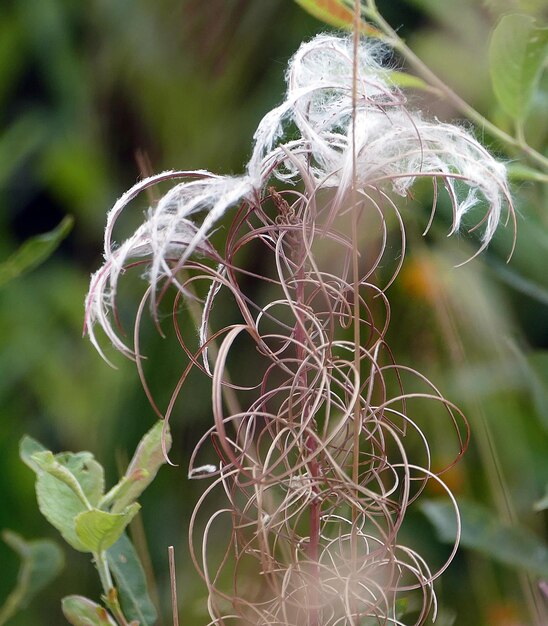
[188,464,218,479]
[85,34,513,359]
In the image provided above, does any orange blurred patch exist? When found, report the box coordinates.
[486,602,524,626]
[426,459,465,496]
[400,256,440,302]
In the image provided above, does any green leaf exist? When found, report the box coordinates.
[54,452,105,507]
[34,469,90,552]
[32,451,93,510]
[489,14,548,122]
[20,437,105,552]
[0,215,73,289]
[19,436,48,473]
[107,534,157,626]
[507,162,548,183]
[0,531,64,626]
[75,505,140,554]
[387,70,435,93]
[422,499,548,578]
[109,421,172,514]
[62,596,116,625]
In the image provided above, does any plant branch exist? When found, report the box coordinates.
[363,0,548,171]
[95,552,129,626]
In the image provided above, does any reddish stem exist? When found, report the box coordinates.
[295,262,321,626]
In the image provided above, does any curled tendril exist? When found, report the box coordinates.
[85,34,512,626]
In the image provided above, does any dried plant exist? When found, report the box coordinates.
[85,33,513,626]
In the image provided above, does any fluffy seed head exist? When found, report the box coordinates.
[85,34,513,358]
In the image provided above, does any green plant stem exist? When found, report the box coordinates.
[0,584,24,626]
[99,475,134,510]
[363,0,548,172]
[95,552,129,626]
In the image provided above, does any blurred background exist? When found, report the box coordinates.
[0,1,546,624]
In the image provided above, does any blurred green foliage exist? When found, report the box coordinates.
[0,0,546,624]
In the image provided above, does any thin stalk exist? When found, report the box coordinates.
[168,546,180,626]
[95,551,129,626]
[363,0,548,171]
[350,2,362,624]
[291,234,320,625]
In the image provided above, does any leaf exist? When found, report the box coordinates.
[107,534,157,626]
[507,162,548,183]
[34,469,90,552]
[109,420,172,514]
[294,0,354,27]
[0,531,64,626]
[54,452,105,507]
[20,437,106,552]
[62,596,116,625]
[489,14,548,121]
[32,451,93,510]
[387,70,436,93]
[422,499,548,578]
[293,0,381,37]
[19,435,48,473]
[0,215,74,289]
[75,505,140,554]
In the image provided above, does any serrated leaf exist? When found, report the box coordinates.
[0,531,64,626]
[107,534,157,626]
[62,596,116,625]
[293,0,381,37]
[0,215,73,288]
[489,14,548,121]
[110,421,171,514]
[75,505,140,554]
[422,499,548,578]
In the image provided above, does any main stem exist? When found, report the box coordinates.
[293,245,321,626]
[350,2,363,625]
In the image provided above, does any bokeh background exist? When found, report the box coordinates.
[0,1,547,624]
